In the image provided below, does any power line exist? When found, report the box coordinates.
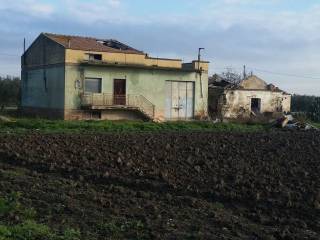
[214,66,320,80]
[0,58,319,79]
[250,67,320,80]
[0,53,20,57]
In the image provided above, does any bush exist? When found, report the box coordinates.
[0,76,20,107]
[308,97,320,122]
[291,95,320,123]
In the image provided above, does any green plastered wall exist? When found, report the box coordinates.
[65,65,208,119]
[21,66,65,109]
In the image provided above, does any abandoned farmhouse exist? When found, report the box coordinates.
[208,75,291,121]
[21,33,291,121]
[21,33,209,121]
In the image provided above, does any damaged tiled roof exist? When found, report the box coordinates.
[209,74,289,93]
[44,33,144,54]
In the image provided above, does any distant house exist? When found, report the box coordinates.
[208,75,291,120]
[21,33,209,121]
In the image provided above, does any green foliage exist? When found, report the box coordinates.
[98,219,149,239]
[9,220,53,240]
[0,76,20,107]
[212,202,224,210]
[0,225,11,240]
[0,193,81,240]
[0,192,22,218]
[291,94,320,123]
[0,118,267,134]
[308,97,320,122]
[0,199,11,217]
[62,228,81,240]
[313,122,320,128]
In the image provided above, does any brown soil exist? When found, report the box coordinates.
[0,132,319,239]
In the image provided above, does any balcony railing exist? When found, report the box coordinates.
[80,93,155,119]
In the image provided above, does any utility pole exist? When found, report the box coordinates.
[23,38,26,53]
[23,38,26,65]
[243,65,247,80]
[198,48,205,70]
[22,38,27,107]
[198,48,205,98]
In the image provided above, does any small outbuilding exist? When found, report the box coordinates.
[208,75,291,121]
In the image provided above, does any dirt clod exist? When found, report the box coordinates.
[0,131,319,239]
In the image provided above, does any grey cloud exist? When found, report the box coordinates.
[0,1,319,95]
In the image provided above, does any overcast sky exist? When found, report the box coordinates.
[0,0,319,95]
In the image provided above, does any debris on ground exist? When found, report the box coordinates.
[275,114,318,130]
[0,115,13,122]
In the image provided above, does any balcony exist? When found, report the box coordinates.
[80,93,155,120]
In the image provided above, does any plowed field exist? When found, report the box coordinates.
[0,132,319,239]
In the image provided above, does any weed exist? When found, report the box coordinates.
[312,122,320,128]
[0,225,11,239]
[62,228,81,240]
[212,202,224,210]
[98,219,149,240]
[0,192,22,218]
[0,193,81,240]
[9,220,53,240]
[0,118,268,134]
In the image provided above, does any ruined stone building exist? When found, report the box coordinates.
[21,33,209,121]
[208,75,291,121]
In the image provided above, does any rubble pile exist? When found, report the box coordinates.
[275,114,318,130]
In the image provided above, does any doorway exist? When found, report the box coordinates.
[165,81,194,120]
[251,98,261,113]
[113,79,126,105]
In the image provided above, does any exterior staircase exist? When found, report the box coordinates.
[80,93,155,120]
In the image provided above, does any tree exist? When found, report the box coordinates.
[308,97,320,122]
[291,94,320,123]
[0,76,21,107]
[220,68,242,85]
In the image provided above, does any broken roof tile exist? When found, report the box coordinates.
[44,33,144,55]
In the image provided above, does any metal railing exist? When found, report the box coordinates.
[80,93,155,119]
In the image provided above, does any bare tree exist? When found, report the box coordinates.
[220,68,242,85]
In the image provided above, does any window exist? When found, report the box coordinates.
[88,54,102,61]
[85,78,102,93]
[43,69,48,92]
[91,111,101,119]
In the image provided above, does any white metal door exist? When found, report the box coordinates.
[171,81,180,119]
[186,82,195,119]
[165,81,194,120]
[178,82,187,119]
